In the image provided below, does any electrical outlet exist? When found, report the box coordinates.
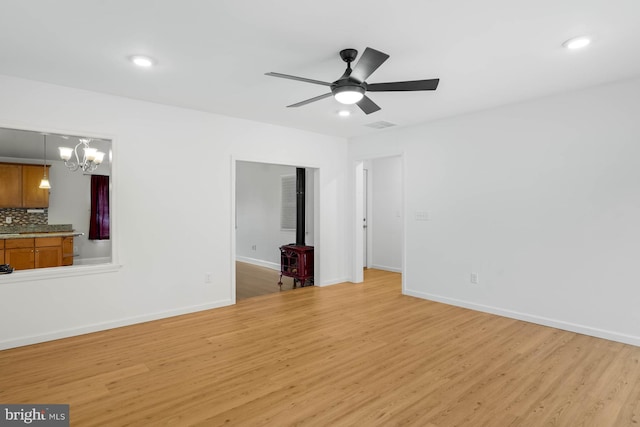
[5,217,11,224]
[470,273,479,284]
[205,272,212,283]
[251,245,257,251]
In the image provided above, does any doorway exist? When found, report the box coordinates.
[353,155,404,286]
[233,160,317,301]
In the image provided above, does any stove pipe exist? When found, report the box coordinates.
[296,168,305,246]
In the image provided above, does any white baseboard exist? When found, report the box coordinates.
[0,299,233,350]
[404,288,640,348]
[235,256,280,271]
[74,256,111,266]
[235,256,343,286]
[318,277,349,287]
[370,264,402,273]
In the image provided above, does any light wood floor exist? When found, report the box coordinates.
[1,270,639,426]
[236,261,297,300]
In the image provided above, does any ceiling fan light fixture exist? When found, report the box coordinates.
[266,47,439,114]
[333,85,365,105]
[563,36,591,50]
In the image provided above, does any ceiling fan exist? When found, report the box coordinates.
[265,47,439,114]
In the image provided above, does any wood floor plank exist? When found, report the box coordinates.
[236,261,296,300]
[1,269,640,426]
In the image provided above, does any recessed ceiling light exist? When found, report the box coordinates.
[338,110,351,117]
[563,36,591,50]
[130,55,155,67]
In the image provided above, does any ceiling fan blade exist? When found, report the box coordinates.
[367,78,440,92]
[350,47,390,83]
[265,72,332,87]
[357,95,381,115]
[287,92,333,108]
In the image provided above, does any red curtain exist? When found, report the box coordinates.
[89,175,110,240]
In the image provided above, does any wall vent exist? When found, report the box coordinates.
[364,121,397,129]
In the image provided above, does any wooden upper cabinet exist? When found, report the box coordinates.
[0,164,23,207]
[22,165,50,208]
[0,163,50,208]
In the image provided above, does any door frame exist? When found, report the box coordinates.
[230,157,321,304]
[351,152,406,292]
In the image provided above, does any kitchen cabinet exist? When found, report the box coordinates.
[0,163,50,208]
[5,236,64,270]
[62,236,74,266]
[0,239,4,264]
[22,165,50,208]
[35,237,63,268]
[0,164,22,207]
[5,238,35,270]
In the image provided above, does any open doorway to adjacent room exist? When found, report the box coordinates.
[234,160,317,301]
[354,155,404,287]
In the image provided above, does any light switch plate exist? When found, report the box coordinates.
[415,211,429,221]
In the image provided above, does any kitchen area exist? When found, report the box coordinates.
[0,127,112,271]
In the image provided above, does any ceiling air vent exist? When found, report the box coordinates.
[364,121,397,129]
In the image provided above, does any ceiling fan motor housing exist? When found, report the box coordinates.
[339,48,358,64]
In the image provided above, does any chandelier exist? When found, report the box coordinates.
[58,138,105,172]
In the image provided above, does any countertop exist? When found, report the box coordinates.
[0,232,82,240]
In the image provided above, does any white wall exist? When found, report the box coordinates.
[0,74,348,349]
[370,156,402,272]
[236,161,313,269]
[350,76,640,346]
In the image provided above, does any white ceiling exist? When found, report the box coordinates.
[1,0,639,139]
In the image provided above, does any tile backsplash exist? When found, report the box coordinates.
[0,208,48,226]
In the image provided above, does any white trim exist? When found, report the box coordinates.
[231,156,323,300]
[235,256,280,271]
[0,120,120,273]
[0,263,121,284]
[317,277,349,287]
[230,156,237,305]
[0,298,233,350]
[404,288,640,348]
[350,151,406,287]
[74,256,112,266]
[370,264,402,273]
[352,161,365,283]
